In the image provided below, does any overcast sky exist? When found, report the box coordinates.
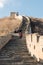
[0,0,43,18]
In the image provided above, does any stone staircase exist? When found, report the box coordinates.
[0,36,43,65]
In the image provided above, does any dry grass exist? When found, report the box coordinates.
[0,16,22,36]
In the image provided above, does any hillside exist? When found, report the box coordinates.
[0,15,22,36]
[0,13,43,36]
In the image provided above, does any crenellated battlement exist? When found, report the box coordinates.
[26,33,43,61]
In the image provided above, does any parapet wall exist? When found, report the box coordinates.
[26,33,43,61]
[26,33,43,43]
[0,34,12,49]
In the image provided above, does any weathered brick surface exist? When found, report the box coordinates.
[0,36,43,65]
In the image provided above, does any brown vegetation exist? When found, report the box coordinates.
[0,16,22,36]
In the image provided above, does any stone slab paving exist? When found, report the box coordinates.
[0,36,43,65]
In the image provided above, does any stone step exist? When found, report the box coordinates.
[0,36,42,65]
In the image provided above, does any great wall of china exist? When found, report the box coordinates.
[0,12,43,65]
